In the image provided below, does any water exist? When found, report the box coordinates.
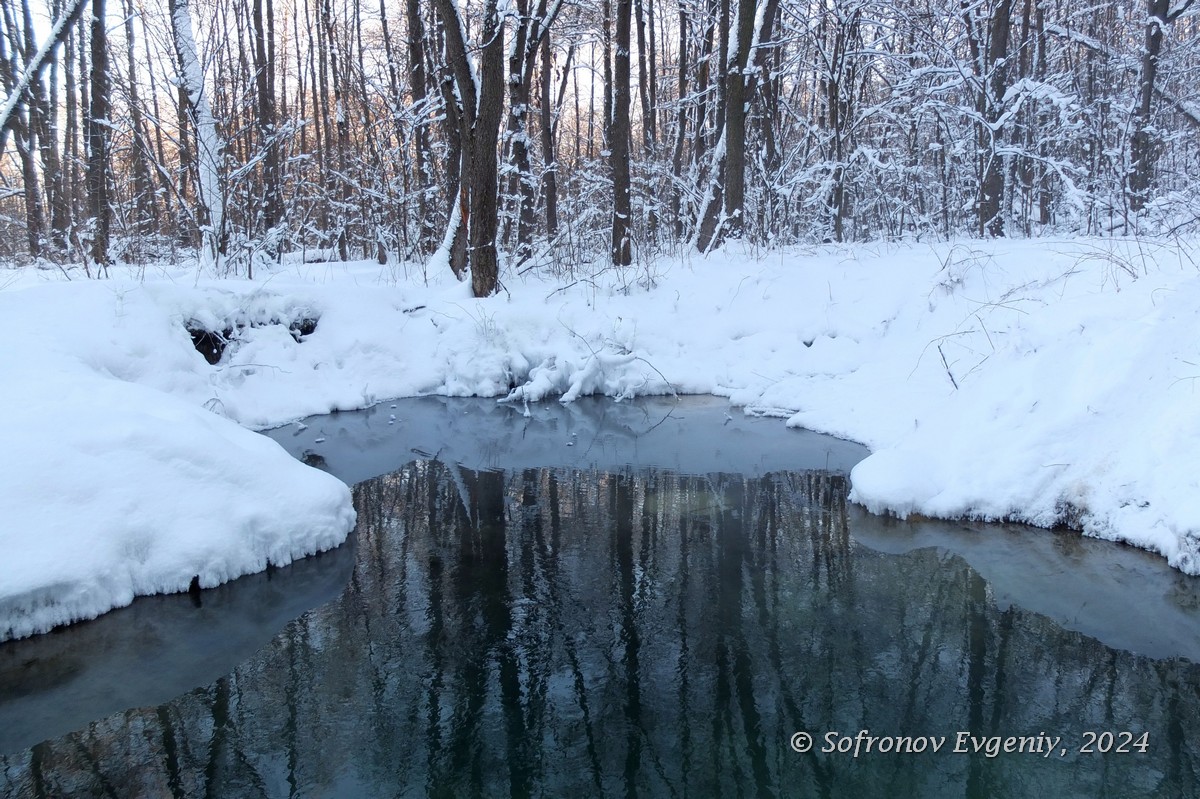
[3,397,1200,798]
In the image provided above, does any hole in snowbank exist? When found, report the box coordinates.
[186,316,319,365]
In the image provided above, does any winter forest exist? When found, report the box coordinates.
[1,0,1198,292]
[6,0,1200,793]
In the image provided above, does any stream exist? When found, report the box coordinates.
[2,396,1198,797]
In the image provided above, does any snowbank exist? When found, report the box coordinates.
[837,243,1200,571]
[1,236,1198,639]
[0,282,355,641]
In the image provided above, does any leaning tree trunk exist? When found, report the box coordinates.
[0,0,89,158]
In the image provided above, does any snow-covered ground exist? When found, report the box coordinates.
[1,237,1197,640]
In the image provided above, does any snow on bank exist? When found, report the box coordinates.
[0,282,355,641]
[837,244,1200,572]
[1,237,1198,638]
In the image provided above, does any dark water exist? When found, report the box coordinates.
[3,397,1200,798]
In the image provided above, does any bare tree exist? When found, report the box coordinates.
[401,0,435,253]
[610,0,633,264]
[695,0,775,249]
[965,0,1014,237]
[1128,0,1195,212]
[537,35,567,237]
[121,0,159,238]
[170,0,226,268]
[432,0,506,295]
[252,0,281,238]
[86,0,111,267]
[505,0,563,264]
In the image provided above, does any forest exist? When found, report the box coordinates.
[1,0,1197,295]
[5,3,1200,791]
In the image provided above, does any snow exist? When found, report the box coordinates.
[2,236,1199,639]
[0,281,354,642]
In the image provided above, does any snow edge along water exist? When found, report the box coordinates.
[1,237,1198,640]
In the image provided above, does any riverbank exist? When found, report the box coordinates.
[2,237,1197,637]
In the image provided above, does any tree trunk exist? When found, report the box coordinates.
[1127,0,1193,212]
[690,0,716,170]
[76,14,90,235]
[431,0,504,296]
[634,0,658,237]
[87,0,110,268]
[174,76,195,246]
[697,0,773,250]
[170,0,226,268]
[320,0,349,260]
[720,0,759,240]
[752,0,780,235]
[402,0,434,252]
[469,0,505,295]
[312,0,332,246]
[634,0,652,149]
[538,35,560,237]
[252,0,281,236]
[610,0,633,265]
[602,0,613,144]
[26,0,56,255]
[58,18,78,250]
[504,0,538,264]
[122,0,158,237]
[669,3,688,238]
[967,0,1013,238]
[434,24,466,277]
[982,0,1011,237]
[11,117,45,257]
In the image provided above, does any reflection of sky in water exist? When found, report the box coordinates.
[267,395,1198,662]
[1,397,1198,797]
[266,394,871,482]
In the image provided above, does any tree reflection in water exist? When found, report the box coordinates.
[3,462,1198,798]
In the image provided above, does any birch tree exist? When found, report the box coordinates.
[169,0,226,269]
